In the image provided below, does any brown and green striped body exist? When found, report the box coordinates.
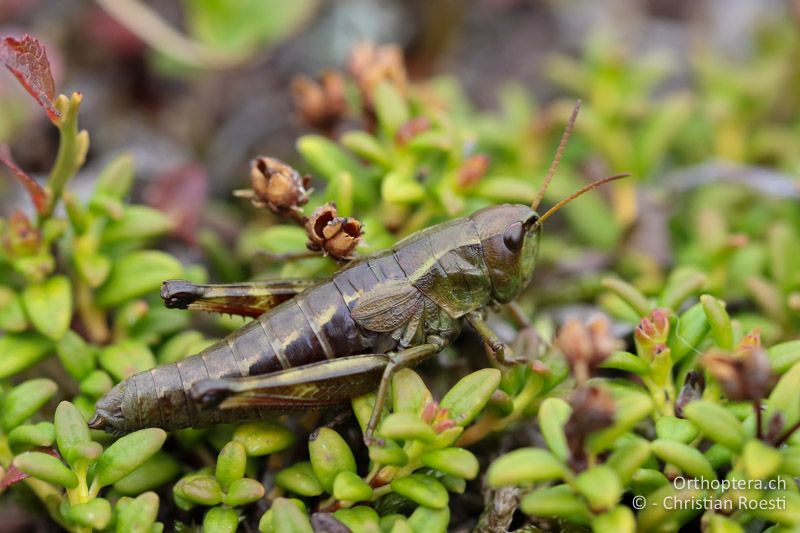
[91,204,541,434]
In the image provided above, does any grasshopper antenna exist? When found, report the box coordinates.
[531,99,581,210]
[532,173,630,230]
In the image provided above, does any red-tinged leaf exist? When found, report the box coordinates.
[0,144,49,214]
[0,34,60,122]
[0,446,59,491]
[144,164,209,244]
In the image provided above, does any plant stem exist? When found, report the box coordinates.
[44,93,87,219]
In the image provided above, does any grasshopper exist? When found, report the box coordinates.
[90,102,626,442]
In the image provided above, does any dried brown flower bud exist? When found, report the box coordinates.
[556,317,620,384]
[247,157,310,214]
[701,347,774,401]
[349,42,407,112]
[305,203,363,260]
[291,70,347,134]
[564,385,616,471]
[395,117,430,145]
[456,154,490,189]
[674,371,704,418]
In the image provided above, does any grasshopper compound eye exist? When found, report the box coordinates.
[503,222,525,251]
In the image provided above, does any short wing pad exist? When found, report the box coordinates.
[351,278,424,332]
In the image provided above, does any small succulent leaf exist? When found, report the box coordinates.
[96,251,183,308]
[66,498,112,530]
[379,412,435,443]
[274,462,324,497]
[94,153,135,199]
[215,441,247,491]
[340,131,389,166]
[631,468,669,496]
[658,267,707,311]
[13,451,77,488]
[99,340,156,381]
[233,420,295,456]
[368,439,408,466]
[439,368,501,427]
[668,303,708,363]
[7,422,55,452]
[203,506,239,533]
[2,378,57,431]
[333,506,381,533]
[520,485,590,525]
[591,505,636,533]
[0,285,27,331]
[113,452,181,496]
[682,400,746,452]
[600,278,651,318]
[224,478,266,507]
[374,82,409,137]
[420,448,479,480]
[655,416,700,444]
[487,448,565,487]
[332,471,373,502]
[102,205,174,244]
[78,370,113,399]
[407,506,450,533]
[0,332,52,379]
[391,368,432,415]
[93,428,167,487]
[606,438,651,484]
[650,439,716,480]
[22,275,72,340]
[390,473,449,509]
[636,484,705,532]
[599,351,650,375]
[742,439,781,480]
[54,401,91,468]
[700,295,733,350]
[767,340,800,374]
[308,427,357,493]
[174,474,223,506]
[767,361,800,430]
[538,397,571,461]
[270,497,314,533]
[115,491,160,533]
[705,514,745,533]
[56,330,96,381]
[575,465,622,512]
[587,392,653,454]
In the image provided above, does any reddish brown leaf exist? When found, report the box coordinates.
[0,463,29,491]
[0,144,49,214]
[0,34,60,122]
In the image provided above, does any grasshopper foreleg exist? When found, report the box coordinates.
[364,338,445,446]
[465,311,516,365]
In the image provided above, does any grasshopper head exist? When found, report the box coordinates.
[472,204,542,303]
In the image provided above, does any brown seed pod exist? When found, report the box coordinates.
[305,203,363,260]
[701,346,774,401]
[564,385,616,471]
[246,157,310,214]
[556,316,620,384]
[291,70,347,134]
[349,42,407,112]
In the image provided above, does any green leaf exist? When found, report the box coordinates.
[601,278,651,317]
[407,506,449,533]
[13,451,77,488]
[269,497,313,533]
[668,303,708,363]
[203,506,239,533]
[658,266,707,311]
[0,332,52,379]
[600,351,650,375]
[174,474,223,506]
[340,131,389,166]
[102,205,174,244]
[439,368,501,426]
[682,400,746,452]
[374,82,409,137]
[308,427,356,493]
[420,448,479,480]
[768,340,800,374]
[233,420,295,456]
[8,422,55,452]
[93,428,167,487]
[94,154,135,199]
[96,251,183,308]
[742,439,781,480]
[54,401,91,468]
[215,441,247,491]
[224,478,266,507]
[66,498,112,530]
[0,285,27,331]
[520,485,590,524]
[391,474,449,509]
[56,330,95,380]
[392,368,432,415]
[606,438,651,484]
[297,135,367,183]
[650,439,716,479]
[274,462,324,497]
[2,378,57,431]
[381,170,426,204]
[113,452,181,495]
[636,484,705,532]
[99,340,156,381]
[334,506,381,533]
[22,275,72,340]
[332,471,373,502]
[631,468,669,496]
[538,397,571,461]
[115,492,160,533]
[368,439,408,466]
[655,416,700,444]
[487,448,565,487]
[700,295,733,350]
[767,361,800,429]
[380,412,435,443]
[705,514,745,533]
[575,465,622,512]
[587,392,654,453]
[79,370,113,398]
[592,505,636,533]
